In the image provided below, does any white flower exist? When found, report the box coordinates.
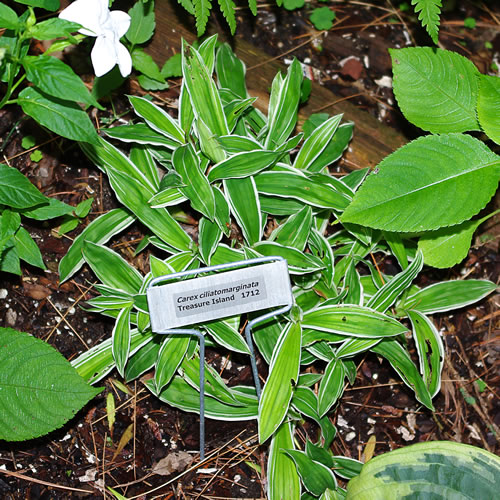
[59,0,132,77]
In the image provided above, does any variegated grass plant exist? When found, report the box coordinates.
[61,36,498,498]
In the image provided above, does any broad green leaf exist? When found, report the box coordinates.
[18,87,99,145]
[255,171,350,210]
[284,450,337,497]
[126,0,155,45]
[366,250,423,312]
[22,56,100,108]
[408,310,444,397]
[411,0,442,44]
[268,422,301,500]
[0,241,20,275]
[400,279,497,315]
[16,0,59,10]
[13,226,45,269]
[154,335,190,393]
[0,163,48,209]
[331,456,363,480]
[418,216,487,268]
[173,144,215,220]
[29,18,80,40]
[208,150,282,181]
[294,114,342,170]
[318,358,345,417]
[83,241,143,294]
[373,339,433,409]
[254,241,324,274]
[0,210,20,254]
[259,323,301,443]
[216,43,247,98]
[131,47,165,82]
[0,4,19,29]
[182,43,229,136]
[478,74,500,145]
[265,59,302,149]
[271,205,312,251]
[346,441,500,499]
[390,47,480,132]
[59,208,135,282]
[152,377,258,420]
[224,177,262,245]
[112,306,132,377]
[0,327,101,441]
[204,319,251,354]
[129,95,185,144]
[341,134,500,232]
[21,196,74,220]
[104,123,178,148]
[302,305,408,338]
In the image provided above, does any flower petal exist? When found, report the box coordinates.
[115,42,132,77]
[91,35,118,77]
[59,0,109,36]
[110,10,131,39]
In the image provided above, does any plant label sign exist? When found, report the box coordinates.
[147,260,293,331]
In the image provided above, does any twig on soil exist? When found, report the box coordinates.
[0,468,93,494]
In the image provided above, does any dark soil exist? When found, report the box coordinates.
[1,1,499,498]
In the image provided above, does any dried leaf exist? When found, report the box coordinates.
[112,423,134,461]
[152,451,194,476]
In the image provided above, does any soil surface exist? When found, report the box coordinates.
[1,1,499,499]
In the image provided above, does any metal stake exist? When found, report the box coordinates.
[147,256,293,459]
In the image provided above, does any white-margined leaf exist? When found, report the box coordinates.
[264,59,302,149]
[400,279,497,315]
[82,241,143,294]
[336,338,381,359]
[408,310,444,398]
[216,42,247,98]
[104,123,179,149]
[204,319,251,354]
[217,134,263,153]
[198,216,223,264]
[270,205,312,251]
[318,358,345,417]
[208,150,282,181]
[373,339,433,409]
[112,305,132,377]
[130,145,160,191]
[151,377,258,420]
[366,250,424,312]
[224,176,262,245]
[302,305,408,338]
[149,188,187,208]
[293,114,342,170]
[154,335,190,393]
[259,323,301,443]
[173,144,216,220]
[129,95,185,144]
[255,171,350,210]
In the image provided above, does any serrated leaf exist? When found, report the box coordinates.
[22,56,100,108]
[0,163,47,209]
[194,0,212,35]
[126,0,155,45]
[131,48,165,82]
[29,18,80,40]
[477,74,500,145]
[390,47,480,133]
[341,134,500,232]
[411,0,442,44]
[18,87,99,145]
[259,323,301,443]
[0,327,101,441]
[218,0,236,34]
